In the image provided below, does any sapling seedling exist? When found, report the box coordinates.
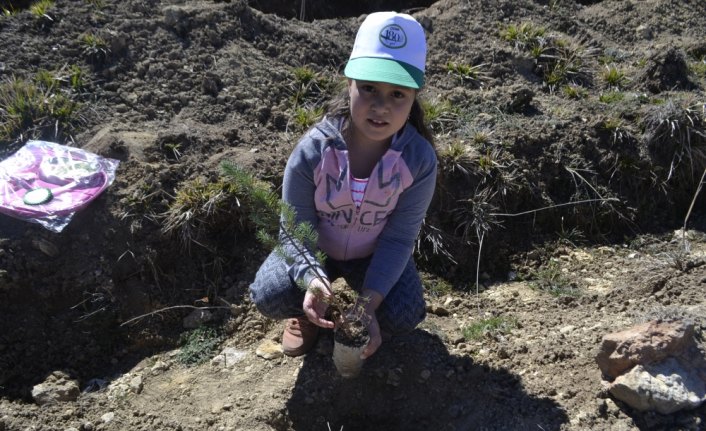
[220,162,370,338]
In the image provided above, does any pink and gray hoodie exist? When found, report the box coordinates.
[282,116,437,298]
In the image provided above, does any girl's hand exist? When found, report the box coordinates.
[358,288,384,359]
[360,311,381,359]
[303,279,335,329]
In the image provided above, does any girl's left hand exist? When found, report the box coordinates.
[358,288,384,359]
[360,311,381,359]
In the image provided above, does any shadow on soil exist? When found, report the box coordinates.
[286,329,567,430]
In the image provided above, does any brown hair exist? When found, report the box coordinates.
[324,84,435,147]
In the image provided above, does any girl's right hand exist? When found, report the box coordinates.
[303,279,335,329]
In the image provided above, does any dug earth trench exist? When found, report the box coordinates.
[1,0,705,430]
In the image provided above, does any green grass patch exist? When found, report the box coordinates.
[0,75,79,143]
[288,66,338,110]
[601,64,627,89]
[30,0,54,20]
[501,22,546,51]
[528,260,580,297]
[176,326,223,366]
[444,61,488,87]
[462,316,517,341]
[160,178,248,248]
[438,140,473,178]
[690,59,706,79]
[422,274,453,298]
[421,98,459,135]
[598,91,625,104]
[561,84,588,99]
[292,106,324,131]
[80,33,110,65]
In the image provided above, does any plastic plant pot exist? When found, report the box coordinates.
[332,320,370,378]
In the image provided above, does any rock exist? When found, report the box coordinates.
[256,340,283,360]
[504,87,534,113]
[183,309,213,329]
[595,320,695,380]
[101,412,115,423]
[32,238,59,257]
[151,360,169,375]
[559,325,576,335]
[129,376,143,394]
[31,371,80,405]
[211,347,248,368]
[636,24,653,40]
[608,357,706,414]
[428,304,450,317]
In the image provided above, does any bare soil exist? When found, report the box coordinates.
[1,0,705,430]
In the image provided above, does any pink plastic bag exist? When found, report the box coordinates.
[0,140,119,232]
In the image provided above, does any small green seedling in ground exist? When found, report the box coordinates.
[528,260,580,297]
[562,84,588,99]
[288,66,337,110]
[501,22,546,51]
[0,75,79,142]
[471,129,493,145]
[176,326,223,366]
[33,69,59,90]
[422,275,453,298]
[1,4,18,16]
[599,91,625,104]
[421,98,459,135]
[545,39,596,90]
[444,62,488,87]
[642,100,706,182]
[602,117,629,144]
[80,33,110,65]
[689,57,706,79]
[462,316,518,341]
[160,178,245,248]
[601,64,627,89]
[69,65,84,90]
[292,106,323,131]
[438,140,473,178]
[292,66,316,86]
[30,0,54,21]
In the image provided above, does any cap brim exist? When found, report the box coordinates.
[344,57,424,89]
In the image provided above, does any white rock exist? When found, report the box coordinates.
[129,376,144,394]
[609,358,706,414]
[636,24,653,39]
[212,347,248,368]
[101,412,115,423]
[31,372,80,405]
[151,360,169,375]
[560,325,576,334]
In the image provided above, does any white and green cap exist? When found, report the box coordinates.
[344,12,427,89]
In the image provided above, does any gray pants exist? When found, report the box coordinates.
[249,252,426,335]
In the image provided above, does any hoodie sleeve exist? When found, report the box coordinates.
[363,135,437,297]
[280,129,328,288]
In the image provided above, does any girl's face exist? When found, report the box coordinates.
[347,79,415,147]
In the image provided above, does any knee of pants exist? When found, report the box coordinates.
[377,299,427,335]
[249,278,304,319]
[248,261,305,319]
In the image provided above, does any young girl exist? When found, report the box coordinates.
[249,12,437,360]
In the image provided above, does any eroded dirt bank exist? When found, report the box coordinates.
[0,0,705,429]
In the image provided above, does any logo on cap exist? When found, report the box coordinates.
[379,24,407,49]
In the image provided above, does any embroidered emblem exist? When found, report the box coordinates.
[378,24,407,49]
